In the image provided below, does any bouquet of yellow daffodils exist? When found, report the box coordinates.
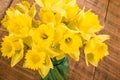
[0,0,109,79]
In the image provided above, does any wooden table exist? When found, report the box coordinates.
[0,0,120,80]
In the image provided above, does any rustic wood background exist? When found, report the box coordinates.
[0,0,120,80]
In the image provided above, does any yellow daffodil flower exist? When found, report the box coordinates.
[39,8,56,24]
[24,50,46,70]
[24,50,53,78]
[1,8,21,28]
[60,31,82,61]
[84,35,110,66]
[1,36,24,67]
[1,1,35,29]
[1,36,24,58]
[78,10,103,34]
[67,8,95,41]
[6,14,32,37]
[31,23,54,50]
[1,36,15,58]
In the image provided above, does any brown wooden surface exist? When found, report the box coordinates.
[0,0,120,80]
[0,0,12,20]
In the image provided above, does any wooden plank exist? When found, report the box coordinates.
[77,0,86,8]
[0,57,35,80]
[94,0,120,80]
[0,0,12,20]
[0,28,8,42]
[68,52,95,80]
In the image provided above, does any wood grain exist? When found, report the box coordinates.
[0,0,12,20]
[68,49,95,80]
[94,0,120,80]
